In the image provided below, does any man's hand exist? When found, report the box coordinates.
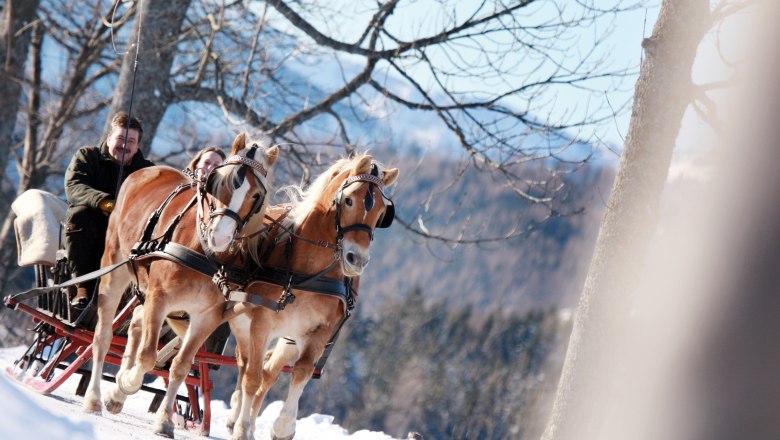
[98,198,115,214]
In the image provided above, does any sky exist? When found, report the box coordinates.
[256,0,662,151]
[0,347,396,440]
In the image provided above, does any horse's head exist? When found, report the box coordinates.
[331,154,399,277]
[202,132,279,253]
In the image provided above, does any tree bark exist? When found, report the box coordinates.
[106,0,192,154]
[0,0,40,180]
[542,1,710,439]
[0,20,43,296]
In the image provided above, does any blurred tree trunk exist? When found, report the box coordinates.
[680,5,780,436]
[542,1,710,439]
[107,0,192,154]
[0,0,40,186]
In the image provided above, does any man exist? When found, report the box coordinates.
[64,112,155,307]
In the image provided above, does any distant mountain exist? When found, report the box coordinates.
[357,149,614,317]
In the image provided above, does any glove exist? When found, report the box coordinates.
[98,198,115,214]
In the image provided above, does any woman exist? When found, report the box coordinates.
[186,146,226,179]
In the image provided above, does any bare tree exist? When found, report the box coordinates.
[0,0,40,190]
[540,1,739,438]
[541,1,780,438]
[165,0,641,241]
[106,0,193,153]
[0,0,135,292]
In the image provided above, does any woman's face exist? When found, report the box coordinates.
[196,151,224,177]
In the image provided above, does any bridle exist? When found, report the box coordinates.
[265,163,396,264]
[332,164,395,243]
[196,146,270,248]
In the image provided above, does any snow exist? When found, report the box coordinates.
[0,347,396,439]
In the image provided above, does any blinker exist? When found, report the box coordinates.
[233,166,247,190]
[364,184,375,211]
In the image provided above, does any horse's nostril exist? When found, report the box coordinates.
[346,252,356,265]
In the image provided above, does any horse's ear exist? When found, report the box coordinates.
[382,168,399,187]
[354,155,372,175]
[266,145,280,166]
[231,132,247,155]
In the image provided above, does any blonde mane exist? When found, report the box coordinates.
[279,154,376,228]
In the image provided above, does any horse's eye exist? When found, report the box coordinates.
[345,197,353,207]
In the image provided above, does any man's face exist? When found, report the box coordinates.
[106,126,140,164]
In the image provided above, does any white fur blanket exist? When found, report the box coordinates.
[12,189,68,267]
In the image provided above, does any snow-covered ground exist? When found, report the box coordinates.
[0,346,395,439]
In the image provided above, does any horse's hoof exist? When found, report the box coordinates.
[82,397,102,414]
[104,397,124,414]
[226,421,234,434]
[230,425,250,440]
[272,432,295,440]
[154,420,175,438]
[116,372,140,395]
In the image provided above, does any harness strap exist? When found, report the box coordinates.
[141,183,191,243]
[312,278,356,379]
[7,259,132,304]
[225,290,283,312]
[134,242,224,280]
[312,310,350,379]
[247,261,346,301]
[161,195,198,243]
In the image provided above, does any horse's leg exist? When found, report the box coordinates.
[231,320,269,440]
[113,293,166,398]
[251,338,299,419]
[83,264,131,413]
[153,308,222,438]
[226,313,252,433]
[103,304,144,414]
[269,341,314,440]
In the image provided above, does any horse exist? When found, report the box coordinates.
[226,153,399,440]
[81,132,279,438]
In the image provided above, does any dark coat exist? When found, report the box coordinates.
[63,141,154,281]
[64,141,155,209]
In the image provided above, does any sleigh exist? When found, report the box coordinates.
[3,189,233,435]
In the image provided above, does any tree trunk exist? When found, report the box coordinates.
[542,1,710,439]
[0,0,40,181]
[0,20,43,296]
[107,0,192,154]
[642,3,780,437]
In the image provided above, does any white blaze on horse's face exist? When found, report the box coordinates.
[203,139,278,254]
[339,183,382,277]
[208,176,251,252]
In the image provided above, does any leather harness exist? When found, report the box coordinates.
[10,167,392,378]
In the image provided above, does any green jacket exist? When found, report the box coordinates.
[64,141,155,210]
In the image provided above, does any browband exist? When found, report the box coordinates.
[342,174,384,189]
[225,155,268,177]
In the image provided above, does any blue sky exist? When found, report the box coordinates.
[256,1,661,153]
[148,1,665,162]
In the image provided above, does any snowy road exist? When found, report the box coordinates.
[0,346,394,439]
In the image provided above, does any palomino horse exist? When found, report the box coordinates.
[227,154,399,440]
[82,133,279,437]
